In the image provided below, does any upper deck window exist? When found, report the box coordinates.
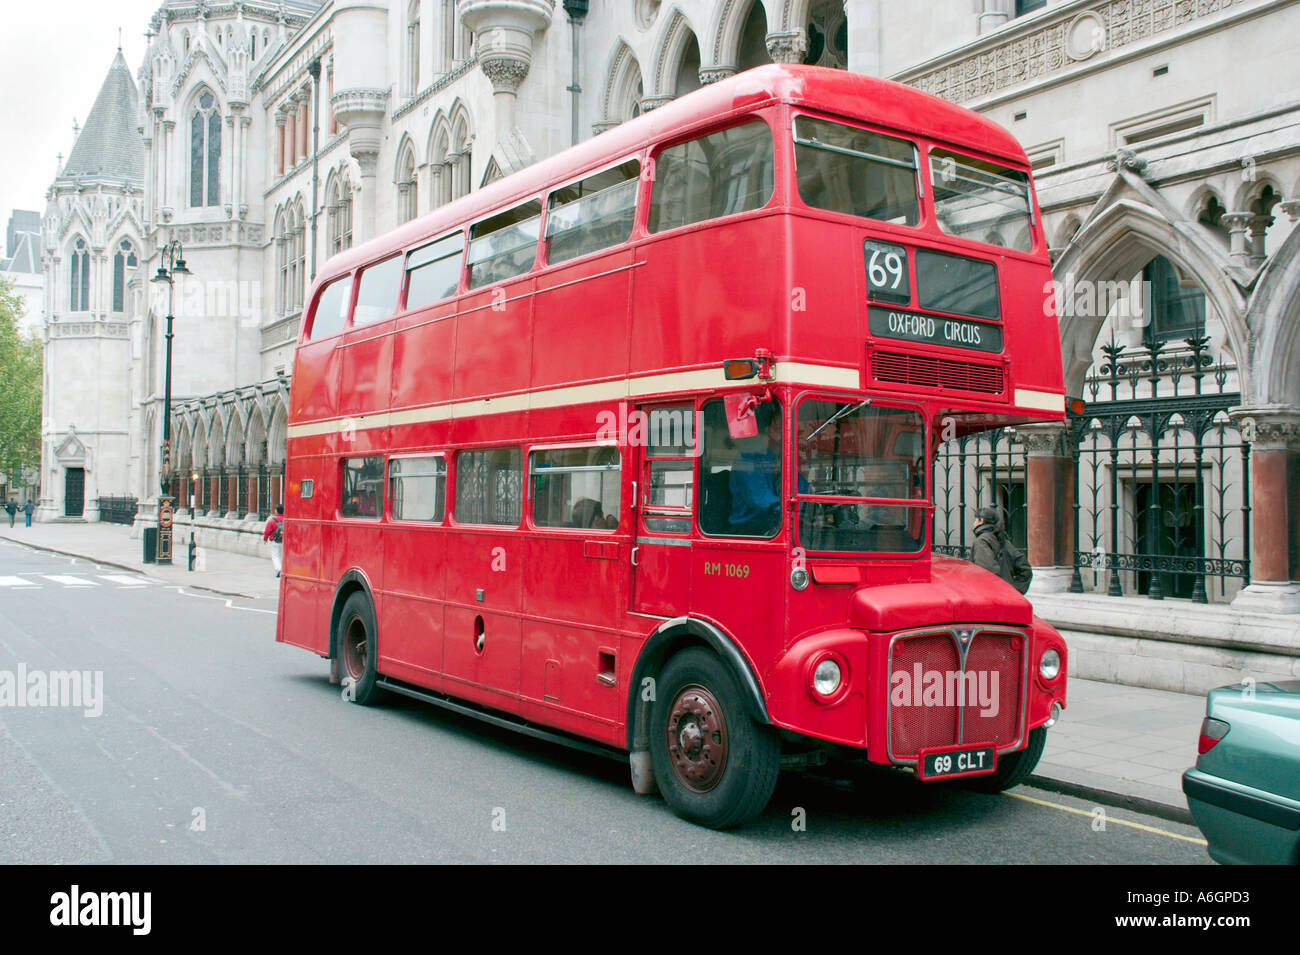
[405,232,464,309]
[649,121,774,233]
[930,149,1034,252]
[467,200,542,289]
[546,161,640,265]
[793,116,919,226]
[308,275,352,339]
[353,256,403,325]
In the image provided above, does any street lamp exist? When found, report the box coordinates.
[151,240,191,564]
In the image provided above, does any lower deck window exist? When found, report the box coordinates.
[341,457,384,518]
[455,448,523,526]
[530,447,620,529]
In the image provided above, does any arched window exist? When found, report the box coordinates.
[431,125,452,207]
[251,30,257,59]
[397,147,418,223]
[70,237,90,312]
[112,239,138,313]
[328,172,353,254]
[406,0,422,96]
[190,90,222,207]
[736,2,769,72]
[1142,255,1206,345]
[451,116,471,200]
[290,202,306,312]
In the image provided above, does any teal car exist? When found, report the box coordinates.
[1182,680,1300,865]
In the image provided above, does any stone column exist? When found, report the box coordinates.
[297,93,310,160]
[286,110,297,168]
[459,0,553,140]
[1020,424,1075,594]
[977,0,1015,34]
[1248,214,1274,269]
[846,0,882,76]
[765,30,808,65]
[1224,212,1252,268]
[1231,409,1300,613]
[276,111,287,175]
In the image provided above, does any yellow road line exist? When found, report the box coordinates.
[1006,790,1208,845]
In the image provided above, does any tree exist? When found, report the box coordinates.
[0,275,41,497]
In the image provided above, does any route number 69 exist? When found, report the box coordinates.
[863,240,910,304]
[868,249,905,289]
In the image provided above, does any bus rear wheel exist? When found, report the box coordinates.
[337,591,382,706]
[650,648,779,829]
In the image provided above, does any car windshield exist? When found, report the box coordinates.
[795,399,927,554]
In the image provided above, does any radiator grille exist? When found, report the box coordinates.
[888,629,1024,760]
[871,350,1004,395]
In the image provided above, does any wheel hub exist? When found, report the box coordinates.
[666,685,728,793]
[344,617,367,681]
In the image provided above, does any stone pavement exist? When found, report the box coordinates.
[0,520,278,600]
[0,520,1207,822]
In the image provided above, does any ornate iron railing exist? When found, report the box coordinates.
[97,496,138,525]
[1068,335,1249,603]
[933,427,1028,560]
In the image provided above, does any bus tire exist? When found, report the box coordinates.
[650,648,779,829]
[963,726,1046,793]
[337,591,382,706]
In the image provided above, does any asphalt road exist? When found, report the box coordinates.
[0,539,1210,864]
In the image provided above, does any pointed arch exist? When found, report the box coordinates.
[449,103,473,200]
[267,401,289,465]
[1246,224,1300,409]
[245,404,269,465]
[653,8,702,98]
[188,85,222,207]
[67,234,91,312]
[603,41,645,128]
[1052,196,1249,397]
[428,112,454,207]
[709,0,775,72]
[395,134,419,223]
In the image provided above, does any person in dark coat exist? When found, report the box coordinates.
[971,506,1032,594]
[22,500,34,527]
[4,501,15,527]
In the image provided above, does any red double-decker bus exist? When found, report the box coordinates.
[278,64,1069,828]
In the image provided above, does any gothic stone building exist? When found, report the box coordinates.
[39,0,1300,686]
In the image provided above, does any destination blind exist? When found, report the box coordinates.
[868,306,1003,353]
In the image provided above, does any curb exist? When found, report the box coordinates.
[1028,772,1195,827]
[0,536,270,602]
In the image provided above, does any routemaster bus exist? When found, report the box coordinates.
[278,64,1069,828]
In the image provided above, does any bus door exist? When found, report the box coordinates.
[630,403,696,616]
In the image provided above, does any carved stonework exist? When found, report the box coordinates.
[901,0,1247,104]
[765,31,808,65]
[699,67,736,85]
[1017,424,1069,457]
[1105,147,1148,174]
[639,94,674,112]
[1231,410,1300,452]
[330,88,390,126]
[480,57,531,93]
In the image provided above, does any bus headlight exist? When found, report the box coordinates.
[813,658,842,697]
[790,566,810,591]
[1039,648,1061,682]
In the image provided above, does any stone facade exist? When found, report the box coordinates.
[37,0,1300,651]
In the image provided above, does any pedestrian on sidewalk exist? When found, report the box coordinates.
[4,501,15,527]
[22,500,34,528]
[971,505,1032,594]
[263,505,284,577]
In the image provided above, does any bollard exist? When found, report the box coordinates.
[188,532,196,572]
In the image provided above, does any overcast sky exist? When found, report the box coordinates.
[0,0,163,230]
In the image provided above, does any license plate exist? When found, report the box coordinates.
[917,744,997,780]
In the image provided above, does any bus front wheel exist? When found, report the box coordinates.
[337,591,382,706]
[650,648,779,829]
[963,726,1047,793]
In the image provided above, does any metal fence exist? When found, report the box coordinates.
[1068,336,1249,603]
[97,496,138,525]
[932,334,1250,604]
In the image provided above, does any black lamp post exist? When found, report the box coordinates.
[151,240,191,564]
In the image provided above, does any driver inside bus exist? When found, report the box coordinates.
[728,402,809,536]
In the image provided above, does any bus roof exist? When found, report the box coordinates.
[319,64,1028,283]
